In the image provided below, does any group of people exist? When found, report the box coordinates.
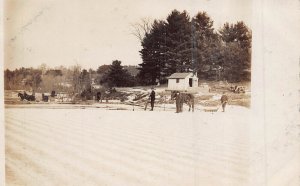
[146,88,229,112]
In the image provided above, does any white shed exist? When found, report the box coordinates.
[167,73,198,91]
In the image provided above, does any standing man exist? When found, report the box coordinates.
[220,92,229,112]
[150,87,156,111]
[175,92,182,113]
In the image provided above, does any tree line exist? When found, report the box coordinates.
[4,9,251,92]
[135,10,251,85]
[4,62,138,93]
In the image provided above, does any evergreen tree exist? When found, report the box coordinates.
[96,65,110,74]
[219,21,251,49]
[164,10,192,75]
[101,60,135,87]
[136,10,252,84]
[191,12,221,79]
[138,20,167,85]
[219,21,251,82]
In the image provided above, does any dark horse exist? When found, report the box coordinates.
[171,91,194,113]
[42,93,49,102]
[17,93,25,101]
[96,92,102,102]
[18,92,35,101]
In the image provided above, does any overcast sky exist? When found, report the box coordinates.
[4,0,252,70]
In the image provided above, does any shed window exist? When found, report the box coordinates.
[176,79,180,83]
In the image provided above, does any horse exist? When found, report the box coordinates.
[24,92,35,101]
[18,92,35,101]
[42,93,49,102]
[96,92,102,102]
[171,91,195,113]
[18,93,25,101]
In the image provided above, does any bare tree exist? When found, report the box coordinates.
[131,17,153,41]
[69,64,82,93]
[38,63,48,75]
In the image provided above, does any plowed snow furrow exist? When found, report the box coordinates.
[6,108,251,186]
[6,127,120,186]
[67,110,250,150]
[6,119,185,185]
[6,114,249,171]
[6,117,248,183]
[6,111,249,161]
[7,109,250,151]
[6,113,249,176]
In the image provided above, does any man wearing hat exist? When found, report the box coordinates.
[149,87,156,111]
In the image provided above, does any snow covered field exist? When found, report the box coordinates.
[5,106,299,186]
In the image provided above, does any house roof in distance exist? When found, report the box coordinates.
[167,73,192,79]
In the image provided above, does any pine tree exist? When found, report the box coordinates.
[219,21,251,82]
[219,21,251,49]
[164,10,192,75]
[191,12,220,79]
[136,10,251,84]
[101,60,135,87]
[138,20,167,85]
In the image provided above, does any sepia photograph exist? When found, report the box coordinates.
[1,0,299,186]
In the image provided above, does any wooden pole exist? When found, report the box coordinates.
[133,101,135,111]
[164,95,166,111]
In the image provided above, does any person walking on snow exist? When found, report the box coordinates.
[149,88,156,111]
[220,92,229,112]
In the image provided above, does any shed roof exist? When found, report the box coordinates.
[167,73,192,79]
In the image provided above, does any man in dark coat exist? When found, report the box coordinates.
[220,92,229,112]
[175,92,182,113]
[149,88,155,111]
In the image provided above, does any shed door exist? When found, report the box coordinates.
[189,78,192,87]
